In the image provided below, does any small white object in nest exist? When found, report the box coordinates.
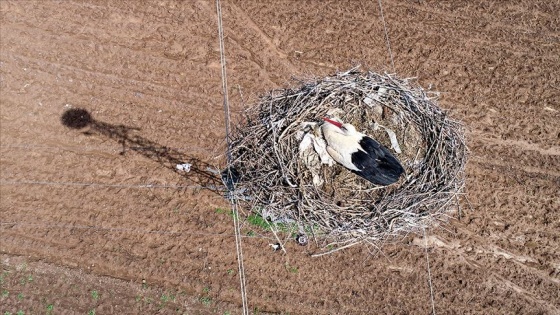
[176,163,192,172]
[298,122,335,187]
[296,233,308,246]
[363,88,387,116]
[269,243,282,251]
[373,123,402,154]
[261,208,295,225]
[298,122,335,165]
[300,133,334,166]
[363,87,388,105]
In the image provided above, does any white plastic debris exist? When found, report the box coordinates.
[378,87,387,96]
[385,128,402,153]
[261,208,295,224]
[363,87,388,107]
[269,243,282,251]
[374,123,402,154]
[205,167,221,174]
[299,132,314,151]
[298,122,336,187]
[299,133,325,187]
[312,136,334,166]
[176,163,192,172]
[384,128,402,154]
[363,96,374,107]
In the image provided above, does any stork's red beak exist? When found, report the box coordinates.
[323,117,343,129]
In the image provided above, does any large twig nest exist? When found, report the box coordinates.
[229,68,467,248]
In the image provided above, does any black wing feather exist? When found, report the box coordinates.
[350,136,404,185]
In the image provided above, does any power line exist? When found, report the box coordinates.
[0,179,205,190]
[0,221,274,240]
[377,0,396,72]
[0,143,213,155]
[423,227,437,315]
[216,1,249,314]
[376,1,435,313]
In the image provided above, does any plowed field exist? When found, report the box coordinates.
[1,1,559,314]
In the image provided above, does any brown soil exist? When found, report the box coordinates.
[1,1,559,314]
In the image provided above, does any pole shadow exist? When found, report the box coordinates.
[61,108,225,194]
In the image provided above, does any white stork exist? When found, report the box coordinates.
[321,117,404,186]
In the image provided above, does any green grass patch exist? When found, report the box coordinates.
[199,296,212,306]
[246,214,270,230]
[248,213,320,235]
[17,274,33,286]
[199,286,212,306]
[215,208,233,216]
[218,208,323,244]
[285,263,298,274]
[160,292,175,303]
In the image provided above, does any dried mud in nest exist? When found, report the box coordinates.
[230,69,467,248]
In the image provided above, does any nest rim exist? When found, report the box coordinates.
[230,68,468,249]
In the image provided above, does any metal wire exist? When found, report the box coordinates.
[216,1,249,314]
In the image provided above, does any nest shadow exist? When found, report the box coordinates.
[61,108,223,192]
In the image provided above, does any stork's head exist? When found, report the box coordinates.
[322,117,357,136]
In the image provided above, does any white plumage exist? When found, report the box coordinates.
[321,117,404,186]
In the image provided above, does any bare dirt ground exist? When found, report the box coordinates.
[1,1,559,314]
